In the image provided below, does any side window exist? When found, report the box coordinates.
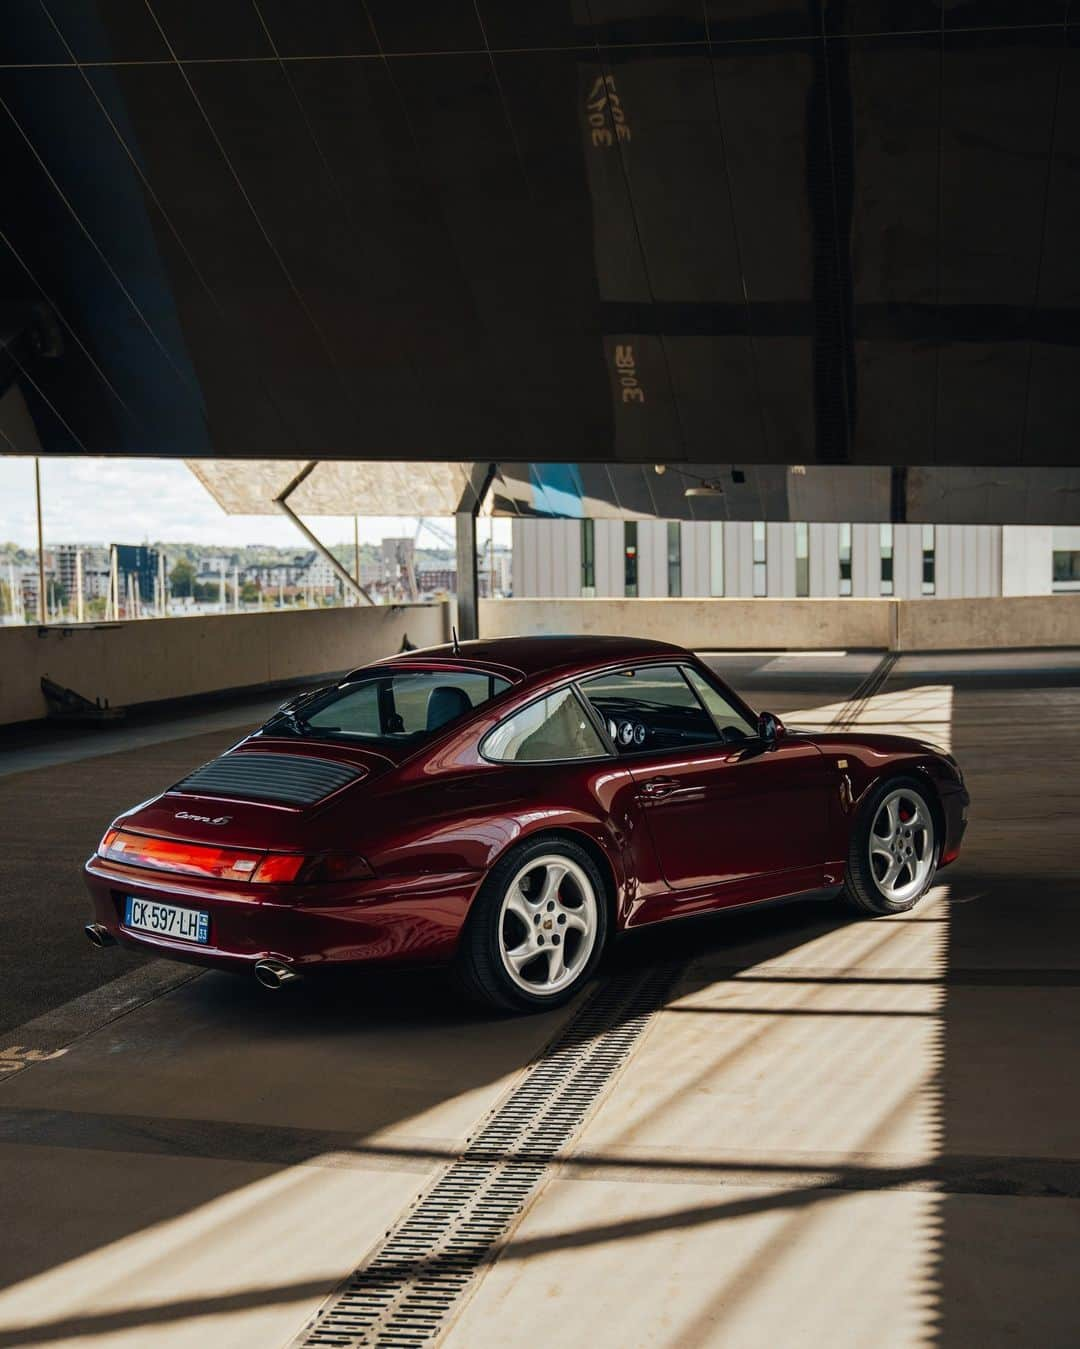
[482,688,608,763]
[683,667,757,743]
[579,664,718,754]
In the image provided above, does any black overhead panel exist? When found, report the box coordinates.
[0,2,1077,466]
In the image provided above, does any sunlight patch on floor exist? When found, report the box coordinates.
[785,684,954,753]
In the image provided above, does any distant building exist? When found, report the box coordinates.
[417,565,455,595]
[114,545,159,604]
[54,544,110,602]
[240,552,337,596]
[511,521,1078,600]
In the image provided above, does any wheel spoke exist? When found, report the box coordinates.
[545,943,566,985]
[561,908,590,935]
[537,863,568,907]
[869,840,893,863]
[504,891,534,931]
[505,941,537,974]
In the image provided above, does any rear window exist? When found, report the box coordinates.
[264,669,511,748]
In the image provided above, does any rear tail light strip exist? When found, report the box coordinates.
[97,830,372,884]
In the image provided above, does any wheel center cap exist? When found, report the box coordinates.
[542,918,553,931]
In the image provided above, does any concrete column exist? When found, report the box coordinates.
[637,521,667,597]
[809,522,840,597]
[595,519,624,597]
[767,523,795,597]
[708,522,725,596]
[724,521,753,597]
[511,519,526,597]
[455,510,480,638]
[560,520,582,597]
[1001,526,1052,596]
[680,522,709,597]
[455,463,496,638]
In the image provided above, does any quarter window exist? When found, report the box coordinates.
[482,688,606,762]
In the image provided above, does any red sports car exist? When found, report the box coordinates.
[84,636,968,1012]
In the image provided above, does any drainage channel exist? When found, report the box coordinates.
[293,961,681,1349]
[827,651,898,730]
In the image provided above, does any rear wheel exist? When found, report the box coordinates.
[843,778,938,915]
[453,838,608,1013]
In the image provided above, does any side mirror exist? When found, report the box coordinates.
[758,711,785,745]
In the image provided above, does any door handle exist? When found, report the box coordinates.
[641,776,680,799]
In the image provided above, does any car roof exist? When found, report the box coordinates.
[389,634,690,680]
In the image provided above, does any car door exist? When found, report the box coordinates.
[578,663,832,906]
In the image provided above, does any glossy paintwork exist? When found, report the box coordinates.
[83,636,967,974]
[4,7,1079,466]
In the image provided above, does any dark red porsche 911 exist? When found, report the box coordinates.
[84,635,968,1012]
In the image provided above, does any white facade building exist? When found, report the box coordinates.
[511,520,1077,600]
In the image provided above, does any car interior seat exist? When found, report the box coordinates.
[426,685,473,731]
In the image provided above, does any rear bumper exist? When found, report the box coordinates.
[83,856,481,973]
[938,785,970,868]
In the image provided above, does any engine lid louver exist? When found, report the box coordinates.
[173,752,363,807]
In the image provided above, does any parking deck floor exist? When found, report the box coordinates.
[0,651,1077,1347]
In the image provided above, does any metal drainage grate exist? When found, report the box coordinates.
[294,963,680,1348]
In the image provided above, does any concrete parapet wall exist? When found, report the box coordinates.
[479,598,895,649]
[479,596,1080,653]
[896,594,1080,651]
[0,603,447,727]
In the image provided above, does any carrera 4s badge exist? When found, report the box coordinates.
[174,811,232,825]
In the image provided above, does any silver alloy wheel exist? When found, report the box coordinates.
[869,787,936,904]
[498,854,599,996]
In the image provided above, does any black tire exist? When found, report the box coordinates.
[452,836,610,1014]
[842,776,940,916]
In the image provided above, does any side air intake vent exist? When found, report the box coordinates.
[173,752,363,807]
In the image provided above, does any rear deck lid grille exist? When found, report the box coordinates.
[173,752,363,806]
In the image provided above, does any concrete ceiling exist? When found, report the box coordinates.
[190,458,1080,524]
[2,5,1078,472]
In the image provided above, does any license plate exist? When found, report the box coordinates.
[123,896,210,944]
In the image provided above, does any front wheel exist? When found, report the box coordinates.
[843,778,939,916]
[453,838,608,1013]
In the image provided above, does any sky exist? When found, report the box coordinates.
[0,457,508,551]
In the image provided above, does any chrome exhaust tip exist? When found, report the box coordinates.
[254,959,301,990]
[84,923,116,949]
